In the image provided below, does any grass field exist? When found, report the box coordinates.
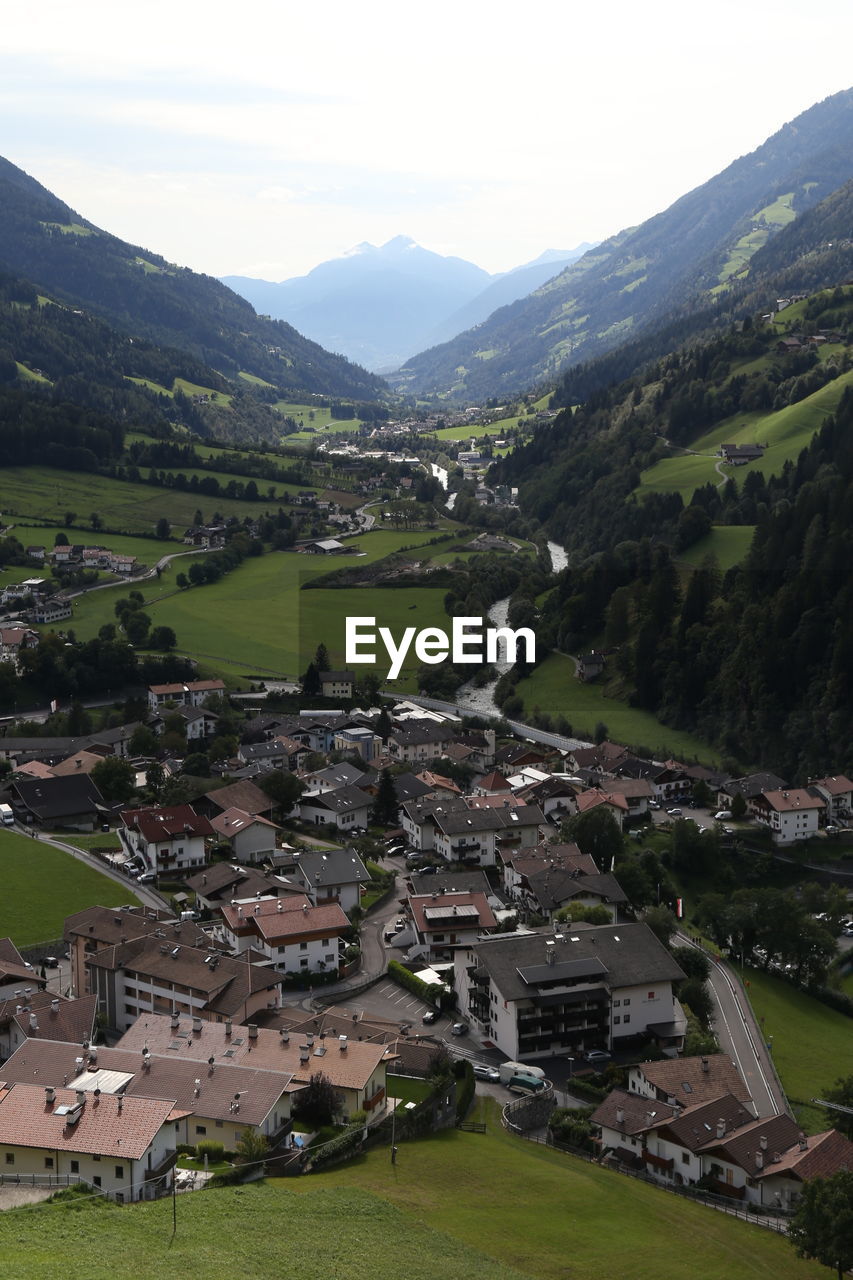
[0,1097,825,1279]
[640,368,853,501]
[741,966,853,1132]
[1,468,320,536]
[677,525,756,570]
[515,653,720,763]
[58,529,458,683]
[0,830,140,946]
[6,524,169,566]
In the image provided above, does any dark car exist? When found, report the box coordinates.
[422,1009,438,1024]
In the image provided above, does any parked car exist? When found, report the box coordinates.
[584,1049,611,1066]
[418,865,438,876]
[648,800,661,810]
[422,1009,438,1024]
[714,810,733,821]
[451,1022,468,1036]
[472,1063,500,1081]
[138,872,156,884]
[666,807,682,817]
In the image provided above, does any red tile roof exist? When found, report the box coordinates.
[0,1083,175,1159]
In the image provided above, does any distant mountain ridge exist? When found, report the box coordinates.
[0,156,384,403]
[386,88,853,402]
[222,237,592,371]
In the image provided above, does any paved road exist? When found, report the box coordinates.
[678,932,786,1118]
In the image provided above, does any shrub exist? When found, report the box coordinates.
[455,1059,474,1123]
[196,1140,225,1162]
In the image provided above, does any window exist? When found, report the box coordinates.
[195,1125,207,1136]
[300,958,309,968]
[681,1152,690,1165]
[623,998,630,1007]
[215,1119,223,1128]
[70,1160,79,1173]
[647,991,655,1000]
[613,1015,621,1025]
[5,1153,13,1165]
[613,999,621,1008]
[115,1166,124,1179]
[623,1014,630,1024]
[299,942,308,951]
[93,1154,101,1162]
[93,1176,101,1188]
[44,1157,54,1169]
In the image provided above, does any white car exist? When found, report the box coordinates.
[472,1064,500,1081]
[667,807,682,817]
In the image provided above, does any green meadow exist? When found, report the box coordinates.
[0,829,140,946]
[640,367,853,501]
[0,1097,825,1279]
[515,652,719,762]
[677,525,756,570]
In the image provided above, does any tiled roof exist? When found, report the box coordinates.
[0,1083,175,1159]
[120,803,214,842]
[409,891,496,934]
[592,1087,675,1136]
[754,1127,853,1181]
[634,1054,751,1106]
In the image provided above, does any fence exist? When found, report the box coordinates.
[500,1105,791,1236]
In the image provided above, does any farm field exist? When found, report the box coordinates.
[515,653,720,763]
[0,1098,825,1280]
[1,468,316,536]
[0,829,139,947]
[741,965,853,1133]
[677,525,756,570]
[5,524,168,566]
[58,528,458,683]
[639,367,853,501]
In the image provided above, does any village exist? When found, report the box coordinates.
[0,675,850,1217]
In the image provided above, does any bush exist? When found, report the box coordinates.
[196,1140,225,1162]
[455,1059,475,1123]
[387,959,437,1006]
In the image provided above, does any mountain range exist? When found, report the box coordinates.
[386,87,853,403]
[222,238,593,372]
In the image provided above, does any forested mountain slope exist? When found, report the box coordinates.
[0,157,384,402]
[388,88,853,403]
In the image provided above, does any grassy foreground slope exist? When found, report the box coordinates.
[0,1099,824,1280]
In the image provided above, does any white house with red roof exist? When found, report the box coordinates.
[209,807,279,863]
[751,789,823,844]
[575,788,629,830]
[0,1083,178,1201]
[808,775,853,823]
[119,804,213,873]
[147,679,225,713]
[217,894,349,976]
[407,889,497,962]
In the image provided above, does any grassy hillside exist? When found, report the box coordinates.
[0,1098,825,1279]
[0,830,140,946]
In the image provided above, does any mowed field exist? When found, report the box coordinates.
[0,1097,825,1280]
[58,529,458,683]
[677,525,756,571]
[515,652,720,763]
[1,467,322,536]
[639,366,853,501]
[0,829,139,947]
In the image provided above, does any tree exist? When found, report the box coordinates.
[822,1077,853,1141]
[149,625,177,651]
[176,572,189,590]
[54,531,69,547]
[730,792,747,820]
[259,769,304,815]
[90,756,136,804]
[124,611,151,646]
[642,905,677,948]
[370,768,399,826]
[789,1170,853,1279]
[290,1072,343,1127]
[301,661,321,696]
[564,807,623,868]
[155,516,171,540]
[89,512,102,531]
[63,511,76,527]
[314,642,330,672]
[234,1128,269,1167]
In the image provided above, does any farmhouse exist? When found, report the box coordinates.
[119,803,214,874]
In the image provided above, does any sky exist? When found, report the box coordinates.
[3,1,852,283]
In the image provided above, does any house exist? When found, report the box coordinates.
[0,1037,297,1155]
[457,924,686,1062]
[500,842,598,904]
[521,865,627,923]
[152,705,219,742]
[9,774,106,830]
[431,803,544,868]
[298,784,371,833]
[119,804,214,874]
[387,720,456,764]
[574,787,629,830]
[0,991,98,1062]
[626,1053,752,1109]
[299,761,373,794]
[0,937,47,1001]
[147,679,225,713]
[216,895,349,975]
[750,789,823,845]
[117,1013,394,1124]
[79,932,286,1033]
[320,670,356,699]
[290,847,371,913]
[718,772,787,811]
[332,725,382,762]
[208,807,280,863]
[302,538,346,555]
[0,626,38,673]
[238,736,307,771]
[31,598,73,625]
[807,775,853,823]
[719,443,764,465]
[596,777,654,819]
[197,779,275,821]
[577,651,607,682]
[184,864,302,913]
[51,749,107,777]
[0,1082,178,1202]
[406,889,497,963]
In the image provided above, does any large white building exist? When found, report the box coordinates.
[455,924,686,1062]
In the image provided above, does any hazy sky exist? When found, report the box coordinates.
[3,1,851,282]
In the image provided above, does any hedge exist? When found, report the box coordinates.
[454,1059,475,1123]
[387,960,437,1005]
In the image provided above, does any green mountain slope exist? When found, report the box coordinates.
[388,88,853,402]
[0,156,385,403]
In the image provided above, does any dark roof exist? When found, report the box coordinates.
[635,1054,750,1106]
[471,923,686,1001]
[12,774,106,821]
[301,785,371,814]
[202,779,273,816]
[592,1086,676,1136]
[293,847,370,887]
[659,1093,755,1153]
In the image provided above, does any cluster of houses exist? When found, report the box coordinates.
[23,543,139,576]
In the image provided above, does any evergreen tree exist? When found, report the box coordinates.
[371,768,399,826]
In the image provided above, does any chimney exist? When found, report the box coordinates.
[248,1023,258,1039]
[306,1033,314,1047]
[280,1029,290,1044]
[117,1095,123,1113]
[798,1133,808,1151]
[170,1012,180,1030]
[225,1019,232,1037]
[755,1150,764,1170]
[701,1057,709,1073]
[545,940,555,965]
[615,1106,624,1125]
[760,1134,768,1151]
[299,1045,310,1063]
[339,1035,348,1052]
[45,1086,55,1105]
[192,1016,202,1033]
[29,1012,39,1031]
[76,1090,85,1107]
[716,1118,726,1140]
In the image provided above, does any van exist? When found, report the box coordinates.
[0,803,14,826]
[507,1074,546,1095]
[714,810,732,821]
